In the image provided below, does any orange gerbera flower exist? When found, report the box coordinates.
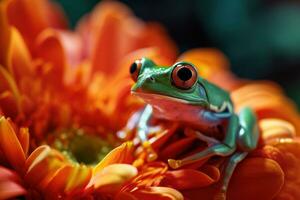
[122,49,300,200]
[1,0,300,199]
[0,0,181,199]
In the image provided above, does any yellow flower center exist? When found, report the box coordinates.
[52,129,114,165]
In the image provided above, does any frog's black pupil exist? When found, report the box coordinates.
[130,62,137,74]
[177,67,192,81]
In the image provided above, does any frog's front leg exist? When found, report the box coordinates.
[137,104,157,161]
[168,114,240,168]
[137,104,152,142]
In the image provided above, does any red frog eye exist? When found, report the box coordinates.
[130,59,142,82]
[171,63,198,89]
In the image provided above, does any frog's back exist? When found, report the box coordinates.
[199,78,233,111]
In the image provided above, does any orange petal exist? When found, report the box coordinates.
[0,66,21,113]
[232,82,300,133]
[0,117,25,172]
[94,142,134,174]
[183,158,284,200]
[25,145,51,170]
[18,127,29,157]
[6,27,33,81]
[6,0,67,51]
[0,1,11,67]
[44,164,92,198]
[25,146,65,188]
[161,168,219,190]
[122,162,168,191]
[64,165,92,195]
[250,145,285,167]
[88,1,135,75]
[35,28,65,87]
[92,164,137,193]
[228,158,284,200]
[160,137,196,159]
[0,90,19,118]
[152,124,180,151]
[86,1,176,75]
[55,30,83,68]
[259,118,296,143]
[44,165,73,198]
[132,186,183,200]
[271,139,300,199]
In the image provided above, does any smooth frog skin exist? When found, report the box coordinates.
[130,58,259,199]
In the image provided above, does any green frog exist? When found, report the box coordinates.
[129,58,259,199]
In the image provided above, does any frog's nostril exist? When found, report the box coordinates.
[147,76,155,82]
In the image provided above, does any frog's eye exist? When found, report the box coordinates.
[130,59,142,82]
[171,63,198,89]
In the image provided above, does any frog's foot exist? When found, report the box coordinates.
[168,143,235,169]
[168,159,182,169]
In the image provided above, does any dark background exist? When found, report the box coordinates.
[54,0,300,108]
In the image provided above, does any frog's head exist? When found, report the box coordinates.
[130,58,211,109]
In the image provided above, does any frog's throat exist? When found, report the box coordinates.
[132,91,232,114]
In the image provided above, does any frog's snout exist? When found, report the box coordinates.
[146,76,155,83]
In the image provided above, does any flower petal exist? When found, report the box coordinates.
[92,164,137,193]
[44,164,92,198]
[6,0,67,50]
[18,127,29,157]
[94,142,134,174]
[7,27,33,81]
[35,28,65,87]
[0,179,26,199]
[0,1,11,66]
[182,158,284,200]
[231,83,300,133]
[132,186,183,200]
[0,66,21,114]
[228,158,284,200]
[161,168,219,190]
[260,118,296,143]
[0,117,25,172]
[271,139,300,199]
[0,166,26,199]
[25,146,65,189]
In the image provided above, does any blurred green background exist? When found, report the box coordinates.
[53,0,300,109]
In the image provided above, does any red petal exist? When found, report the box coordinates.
[161,168,219,190]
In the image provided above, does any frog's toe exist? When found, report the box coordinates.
[147,152,158,162]
[168,159,182,169]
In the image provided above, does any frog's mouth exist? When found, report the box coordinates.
[132,91,232,114]
[131,91,209,108]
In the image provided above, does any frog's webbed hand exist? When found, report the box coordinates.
[117,110,143,140]
[137,104,157,162]
[168,114,239,168]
